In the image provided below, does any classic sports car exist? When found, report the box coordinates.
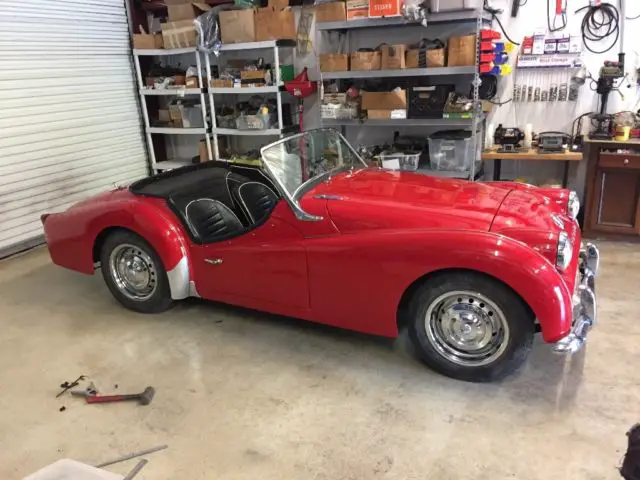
[42,129,599,382]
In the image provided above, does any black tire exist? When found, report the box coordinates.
[100,230,173,314]
[407,272,534,382]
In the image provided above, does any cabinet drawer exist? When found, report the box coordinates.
[599,154,640,169]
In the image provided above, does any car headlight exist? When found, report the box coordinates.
[556,231,573,271]
[567,191,580,219]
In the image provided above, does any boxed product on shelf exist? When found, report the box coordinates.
[240,69,268,87]
[161,20,197,48]
[447,35,476,66]
[406,49,445,68]
[219,9,256,44]
[429,0,482,11]
[321,93,358,119]
[350,51,381,71]
[367,109,407,119]
[255,7,296,41]
[236,112,274,130]
[185,76,198,88]
[315,1,347,22]
[368,0,402,17]
[361,89,406,110]
[347,0,369,19]
[169,101,204,128]
[133,32,163,49]
[381,44,406,69]
[158,109,171,123]
[166,0,210,21]
[407,85,454,119]
[379,151,420,170]
[211,79,234,88]
[320,53,349,72]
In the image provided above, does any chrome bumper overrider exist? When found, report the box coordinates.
[553,243,599,354]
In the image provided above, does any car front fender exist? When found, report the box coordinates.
[396,230,573,343]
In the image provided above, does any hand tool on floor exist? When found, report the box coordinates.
[94,445,168,468]
[85,386,155,406]
[56,375,86,398]
[122,459,148,480]
[70,382,97,397]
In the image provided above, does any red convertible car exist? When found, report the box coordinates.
[42,129,598,382]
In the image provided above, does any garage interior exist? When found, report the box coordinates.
[1,0,640,478]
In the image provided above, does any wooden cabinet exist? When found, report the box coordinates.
[584,142,640,237]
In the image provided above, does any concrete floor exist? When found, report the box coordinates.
[0,242,638,479]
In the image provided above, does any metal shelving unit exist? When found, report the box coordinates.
[203,40,297,161]
[317,10,490,180]
[132,47,212,172]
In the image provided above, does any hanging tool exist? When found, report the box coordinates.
[79,386,156,406]
[56,375,86,398]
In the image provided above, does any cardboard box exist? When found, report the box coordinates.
[315,2,347,22]
[161,20,197,48]
[406,48,445,68]
[269,0,289,9]
[211,79,234,88]
[199,140,209,162]
[167,2,209,21]
[367,109,407,119]
[219,10,256,44]
[133,33,164,49]
[158,109,171,123]
[185,76,198,88]
[448,35,476,66]
[320,53,349,72]
[361,89,406,110]
[350,51,381,70]
[381,44,406,69]
[347,0,368,19]
[255,8,296,41]
[240,69,267,86]
[368,0,401,17]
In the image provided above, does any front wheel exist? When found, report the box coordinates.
[407,272,534,382]
[100,230,173,314]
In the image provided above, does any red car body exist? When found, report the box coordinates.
[43,167,580,344]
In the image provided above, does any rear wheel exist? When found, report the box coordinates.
[100,230,173,313]
[407,272,534,382]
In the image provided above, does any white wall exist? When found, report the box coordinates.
[297,0,640,197]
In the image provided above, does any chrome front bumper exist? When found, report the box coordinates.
[553,243,599,354]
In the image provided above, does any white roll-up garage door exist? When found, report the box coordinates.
[0,0,149,258]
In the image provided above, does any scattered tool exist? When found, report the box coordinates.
[70,382,98,397]
[123,459,148,480]
[85,386,155,406]
[56,375,86,398]
[95,445,168,468]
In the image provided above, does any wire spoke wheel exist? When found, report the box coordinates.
[425,290,510,367]
[108,243,158,301]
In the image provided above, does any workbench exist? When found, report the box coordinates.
[481,148,584,187]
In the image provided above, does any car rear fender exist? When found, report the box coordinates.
[45,197,193,300]
[398,230,572,343]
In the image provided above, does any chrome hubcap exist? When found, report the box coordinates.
[425,291,509,367]
[109,244,157,301]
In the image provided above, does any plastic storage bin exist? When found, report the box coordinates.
[236,113,274,130]
[428,130,481,173]
[429,0,482,11]
[380,152,420,171]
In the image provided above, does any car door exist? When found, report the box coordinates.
[189,201,310,314]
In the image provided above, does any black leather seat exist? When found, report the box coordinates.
[184,198,243,243]
[235,182,279,224]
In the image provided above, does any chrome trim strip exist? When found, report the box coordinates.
[167,255,191,300]
[597,172,605,224]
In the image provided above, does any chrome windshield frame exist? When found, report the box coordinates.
[259,128,367,222]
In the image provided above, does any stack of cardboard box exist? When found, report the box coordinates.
[219,0,295,44]
[161,0,210,49]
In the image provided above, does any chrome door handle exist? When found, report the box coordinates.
[205,258,223,265]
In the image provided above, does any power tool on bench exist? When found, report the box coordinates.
[590,53,626,140]
[494,124,524,153]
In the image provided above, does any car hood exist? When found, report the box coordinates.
[307,169,512,233]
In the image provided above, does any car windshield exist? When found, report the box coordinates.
[260,129,366,201]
